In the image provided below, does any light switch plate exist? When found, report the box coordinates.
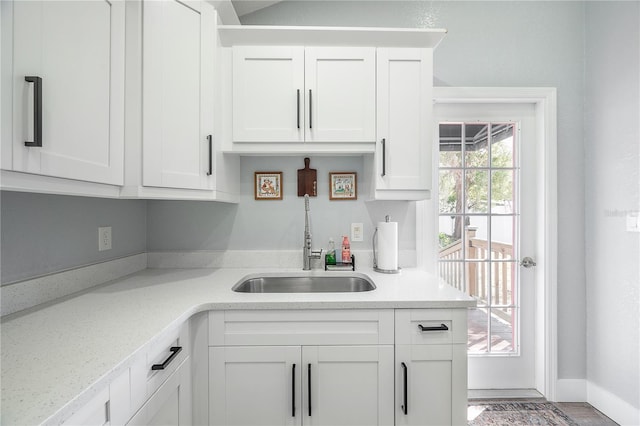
[351,223,363,242]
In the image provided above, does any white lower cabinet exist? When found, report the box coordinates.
[395,309,469,426]
[62,368,130,426]
[209,345,394,426]
[128,357,192,426]
[395,345,467,426]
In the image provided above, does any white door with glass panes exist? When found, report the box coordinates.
[435,103,537,390]
[142,0,215,190]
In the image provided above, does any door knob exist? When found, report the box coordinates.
[520,257,537,268]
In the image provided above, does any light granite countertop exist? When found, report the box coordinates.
[1,267,475,425]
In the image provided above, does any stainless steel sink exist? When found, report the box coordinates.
[232,274,376,293]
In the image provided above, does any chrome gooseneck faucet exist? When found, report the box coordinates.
[303,194,322,270]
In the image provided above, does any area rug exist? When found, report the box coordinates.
[468,402,579,426]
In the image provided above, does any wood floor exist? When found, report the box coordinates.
[555,402,619,426]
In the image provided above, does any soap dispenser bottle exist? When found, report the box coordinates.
[326,238,336,265]
[341,236,351,263]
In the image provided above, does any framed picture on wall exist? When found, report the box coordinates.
[329,172,357,200]
[255,172,283,200]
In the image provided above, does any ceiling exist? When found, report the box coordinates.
[231,0,282,17]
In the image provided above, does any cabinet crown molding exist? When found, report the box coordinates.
[218,25,447,48]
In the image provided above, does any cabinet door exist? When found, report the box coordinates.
[305,47,376,143]
[127,357,192,426]
[303,346,394,426]
[395,344,467,426]
[209,346,302,426]
[376,48,433,196]
[10,0,124,185]
[142,0,215,190]
[233,46,304,142]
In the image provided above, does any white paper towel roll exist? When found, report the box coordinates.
[376,221,398,271]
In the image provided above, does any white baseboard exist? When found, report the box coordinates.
[587,381,640,426]
[1,253,147,317]
[555,379,587,402]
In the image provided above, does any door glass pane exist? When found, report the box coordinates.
[439,123,462,167]
[465,123,489,167]
[489,307,515,353]
[439,170,462,214]
[466,261,489,305]
[465,217,488,260]
[466,170,489,213]
[491,216,516,260]
[491,169,514,213]
[490,261,516,306]
[468,308,489,353]
[491,123,515,168]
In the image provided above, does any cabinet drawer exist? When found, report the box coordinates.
[131,321,190,410]
[395,309,467,345]
[209,309,394,346]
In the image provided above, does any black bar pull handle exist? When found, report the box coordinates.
[308,363,312,417]
[381,139,386,177]
[25,76,42,147]
[401,362,408,415]
[292,364,296,417]
[206,135,213,176]
[418,323,449,332]
[151,346,182,370]
[297,89,300,129]
[308,89,312,129]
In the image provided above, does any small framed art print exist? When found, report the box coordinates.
[255,172,283,200]
[329,172,357,200]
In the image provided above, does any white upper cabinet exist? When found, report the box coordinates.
[304,47,376,143]
[6,0,125,185]
[373,48,433,200]
[233,46,304,142]
[232,46,376,144]
[142,0,215,190]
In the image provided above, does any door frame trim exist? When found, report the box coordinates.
[431,87,558,400]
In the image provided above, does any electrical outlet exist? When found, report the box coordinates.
[98,226,112,251]
[351,223,363,242]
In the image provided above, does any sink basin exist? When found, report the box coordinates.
[232,274,376,293]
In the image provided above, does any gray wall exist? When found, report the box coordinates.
[241,0,588,384]
[0,192,147,284]
[585,2,640,410]
[147,156,416,255]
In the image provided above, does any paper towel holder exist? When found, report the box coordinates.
[373,215,401,274]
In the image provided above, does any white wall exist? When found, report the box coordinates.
[147,156,417,262]
[0,192,147,284]
[241,0,588,389]
[584,2,640,422]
